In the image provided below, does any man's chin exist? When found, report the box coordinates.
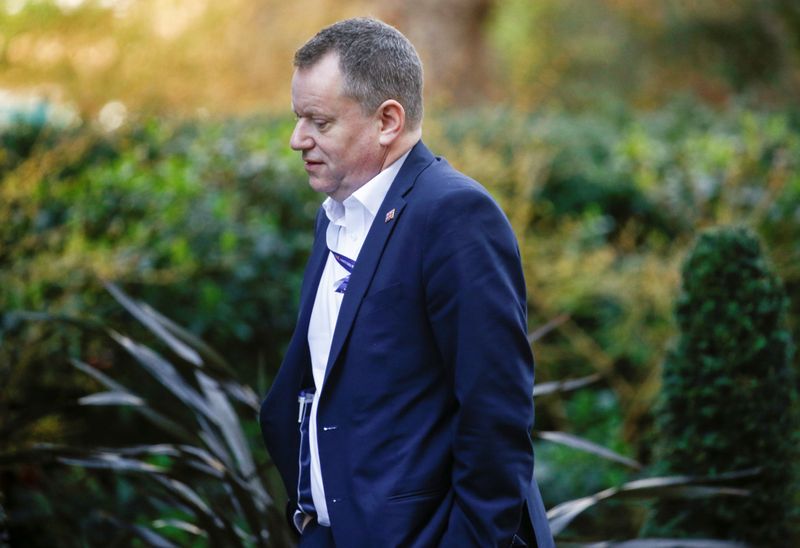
[308,178,336,196]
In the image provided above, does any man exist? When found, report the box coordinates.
[259,17,553,548]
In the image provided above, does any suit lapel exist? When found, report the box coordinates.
[295,213,330,349]
[323,141,435,386]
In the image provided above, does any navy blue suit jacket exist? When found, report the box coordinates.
[260,141,553,547]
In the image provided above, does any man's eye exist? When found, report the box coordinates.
[313,119,329,130]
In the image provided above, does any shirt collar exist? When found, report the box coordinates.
[321,148,412,224]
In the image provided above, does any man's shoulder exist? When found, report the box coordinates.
[404,155,517,253]
[412,153,493,205]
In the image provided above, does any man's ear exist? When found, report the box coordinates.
[376,100,405,146]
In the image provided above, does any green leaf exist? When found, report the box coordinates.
[152,519,208,538]
[195,371,271,507]
[547,470,757,536]
[536,431,642,470]
[57,453,165,474]
[78,391,145,407]
[560,540,748,547]
[105,516,180,548]
[139,298,236,377]
[528,313,570,343]
[109,332,216,422]
[105,282,204,367]
[533,373,602,398]
[71,359,197,443]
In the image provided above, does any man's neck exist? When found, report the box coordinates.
[382,128,422,171]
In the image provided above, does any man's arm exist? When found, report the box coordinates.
[422,183,535,546]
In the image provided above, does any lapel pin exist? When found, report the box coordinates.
[384,208,396,223]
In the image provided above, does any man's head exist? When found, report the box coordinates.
[290,18,424,201]
[294,17,424,130]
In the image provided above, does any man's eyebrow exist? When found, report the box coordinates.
[293,106,329,118]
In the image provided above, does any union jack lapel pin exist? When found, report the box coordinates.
[384,208,396,223]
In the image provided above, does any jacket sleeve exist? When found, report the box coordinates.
[422,184,536,547]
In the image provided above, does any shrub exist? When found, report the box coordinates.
[648,226,798,545]
[2,284,294,546]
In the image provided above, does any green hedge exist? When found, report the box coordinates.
[2,99,800,542]
[1,116,319,388]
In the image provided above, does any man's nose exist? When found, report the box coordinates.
[290,120,312,151]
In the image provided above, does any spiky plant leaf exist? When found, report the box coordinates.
[528,314,570,343]
[533,373,602,397]
[152,518,208,538]
[105,282,203,367]
[547,470,756,535]
[139,299,236,376]
[536,431,642,470]
[57,453,165,474]
[78,391,145,406]
[71,358,197,443]
[559,540,747,547]
[114,521,179,548]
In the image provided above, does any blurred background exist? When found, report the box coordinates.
[1,0,799,546]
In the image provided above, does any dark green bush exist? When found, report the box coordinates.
[649,226,798,545]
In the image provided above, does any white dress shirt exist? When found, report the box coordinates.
[303,150,410,528]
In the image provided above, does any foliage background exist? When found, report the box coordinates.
[1,0,799,545]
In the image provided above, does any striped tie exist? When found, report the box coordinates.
[329,249,356,293]
[297,389,315,516]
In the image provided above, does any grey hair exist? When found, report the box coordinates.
[294,17,424,129]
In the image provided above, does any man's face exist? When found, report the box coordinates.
[290,53,385,202]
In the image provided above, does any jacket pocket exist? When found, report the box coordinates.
[385,485,447,503]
